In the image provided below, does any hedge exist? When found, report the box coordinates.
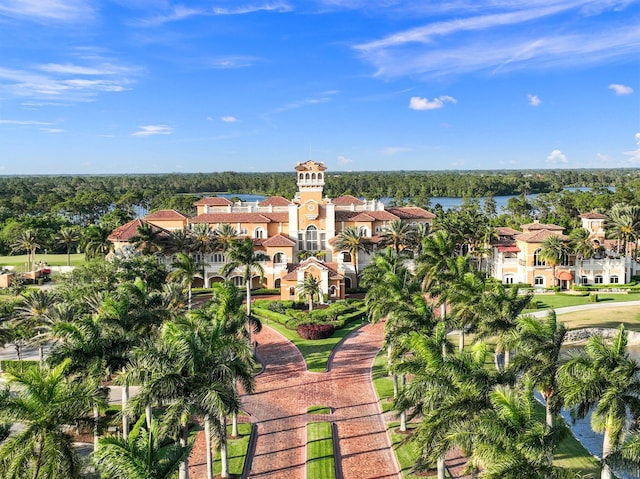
[297,324,335,340]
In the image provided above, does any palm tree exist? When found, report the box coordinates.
[297,273,322,312]
[215,224,238,260]
[539,234,569,288]
[11,228,41,272]
[15,288,56,365]
[558,325,640,479]
[55,226,80,267]
[94,416,191,479]
[415,230,457,317]
[407,222,431,257]
[508,311,567,427]
[165,229,193,255]
[608,204,640,256]
[379,219,414,254]
[170,252,203,310]
[605,433,640,477]
[131,223,164,255]
[83,224,114,259]
[190,223,217,262]
[222,237,269,338]
[476,282,532,370]
[333,226,371,288]
[0,360,107,479]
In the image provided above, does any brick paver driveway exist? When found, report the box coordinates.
[241,321,401,479]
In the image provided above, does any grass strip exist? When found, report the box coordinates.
[213,423,252,477]
[0,253,86,269]
[307,421,335,479]
[308,405,331,414]
[527,293,639,312]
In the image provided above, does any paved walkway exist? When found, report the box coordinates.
[189,321,401,479]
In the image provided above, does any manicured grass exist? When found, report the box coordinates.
[371,348,394,413]
[262,319,364,372]
[0,253,85,270]
[388,422,425,479]
[556,305,640,332]
[307,422,335,479]
[528,293,639,312]
[308,405,331,414]
[213,423,252,477]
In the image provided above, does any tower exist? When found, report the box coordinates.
[295,160,326,205]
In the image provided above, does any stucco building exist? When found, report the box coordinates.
[109,160,434,300]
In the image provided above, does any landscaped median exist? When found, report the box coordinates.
[252,299,367,372]
[307,413,336,479]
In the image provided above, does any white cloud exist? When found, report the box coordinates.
[132,125,173,137]
[383,146,412,155]
[409,95,457,110]
[546,149,567,163]
[213,3,293,15]
[0,119,52,125]
[609,83,634,95]
[528,94,541,106]
[221,116,238,123]
[337,155,352,165]
[207,56,261,69]
[274,94,333,113]
[0,0,94,22]
[41,128,64,133]
[624,132,640,162]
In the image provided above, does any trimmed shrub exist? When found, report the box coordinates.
[252,288,280,296]
[297,323,335,340]
[588,293,598,303]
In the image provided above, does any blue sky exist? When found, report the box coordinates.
[0,0,638,175]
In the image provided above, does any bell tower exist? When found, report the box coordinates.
[295,161,326,204]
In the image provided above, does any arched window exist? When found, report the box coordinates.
[359,226,369,237]
[329,285,337,297]
[298,173,303,182]
[274,279,281,288]
[306,225,318,251]
[212,253,225,263]
[231,276,244,287]
[289,287,295,297]
[311,172,316,180]
[344,277,352,289]
[610,275,619,284]
[580,275,588,284]
[533,249,545,266]
[273,252,286,264]
[595,275,604,284]
[254,227,264,239]
[318,172,323,181]
[503,274,514,284]
[560,252,570,266]
[305,172,310,181]
[534,276,544,286]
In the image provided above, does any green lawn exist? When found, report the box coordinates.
[213,423,252,477]
[307,422,335,479]
[308,405,331,414]
[528,293,639,311]
[261,319,364,372]
[0,253,85,270]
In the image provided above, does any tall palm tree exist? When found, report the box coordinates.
[379,219,414,255]
[539,234,569,288]
[407,222,431,257]
[94,416,192,479]
[15,289,56,365]
[83,224,114,259]
[608,204,640,256]
[333,226,371,288]
[170,252,203,310]
[297,273,322,312]
[165,229,193,255]
[558,325,640,479]
[605,433,640,477]
[476,282,532,370]
[11,228,41,272]
[55,226,80,267]
[415,230,457,318]
[222,237,269,337]
[214,224,238,260]
[508,311,567,427]
[190,223,217,262]
[0,360,107,479]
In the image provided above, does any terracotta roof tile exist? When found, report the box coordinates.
[515,230,568,243]
[386,207,436,220]
[580,212,608,220]
[263,234,296,247]
[108,219,168,242]
[193,197,232,206]
[258,196,291,207]
[190,213,271,224]
[521,222,564,232]
[282,257,340,280]
[261,212,289,222]
[144,209,187,220]
[335,211,358,221]
[332,195,365,206]
[496,227,521,236]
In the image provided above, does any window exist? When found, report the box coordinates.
[212,253,225,263]
[359,226,369,237]
[375,226,383,233]
[239,228,248,235]
[595,275,604,284]
[503,275,514,284]
[533,249,545,266]
[274,279,281,288]
[320,233,326,250]
[232,276,244,287]
[329,285,337,297]
[318,172,323,181]
[342,252,352,263]
[273,252,286,264]
[254,227,264,239]
[534,276,544,286]
[610,275,619,284]
[306,225,318,251]
[580,276,588,284]
[298,233,304,251]
[344,277,352,289]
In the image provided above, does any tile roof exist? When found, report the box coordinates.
[521,222,564,232]
[262,234,296,247]
[332,195,365,206]
[386,207,436,220]
[282,258,342,280]
[515,230,568,243]
[580,212,608,220]
[190,213,272,224]
[144,209,187,220]
[351,210,399,221]
[108,219,168,242]
[335,211,358,221]
[193,197,232,206]
[260,212,289,222]
[258,196,291,207]
[496,227,521,236]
